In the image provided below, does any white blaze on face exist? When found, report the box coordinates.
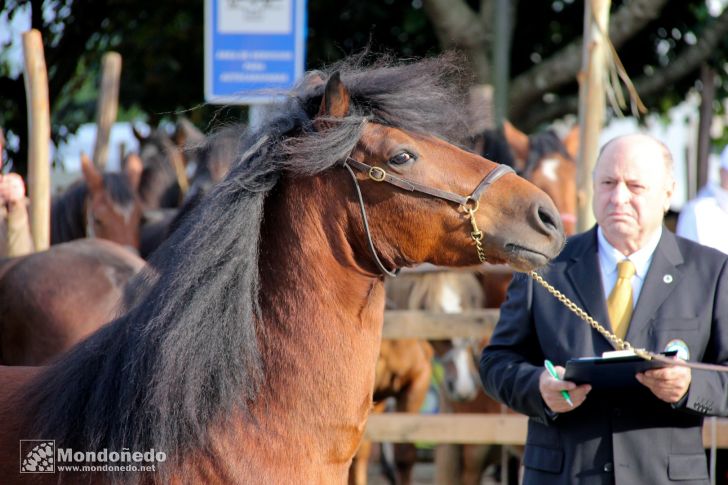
[439,282,479,401]
[539,158,560,183]
[447,338,479,400]
[440,282,462,314]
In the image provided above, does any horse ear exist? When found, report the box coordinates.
[125,153,143,192]
[502,121,529,164]
[314,72,350,131]
[563,124,580,161]
[81,153,104,193]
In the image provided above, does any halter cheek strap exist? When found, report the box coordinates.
[342,158,514,277]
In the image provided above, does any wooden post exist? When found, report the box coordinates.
[22,29,51,251]
[576,0,610,232]
[696,63,715,196]
[92,52,122,170]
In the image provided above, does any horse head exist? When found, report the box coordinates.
[132,124,190,209]
[80,154,143,251]
[312,72,566,274]
[482,121,578,236]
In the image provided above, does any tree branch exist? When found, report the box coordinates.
[509,0,669,119]
[635,7,728,97]
[423,0,489,48]
[423,0,492,81]
[518,8,728,130]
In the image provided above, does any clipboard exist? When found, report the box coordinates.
[563,350,678,389]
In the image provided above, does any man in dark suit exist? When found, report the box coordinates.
[480,133,728,484]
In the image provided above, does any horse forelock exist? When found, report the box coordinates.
[101,173,137,210]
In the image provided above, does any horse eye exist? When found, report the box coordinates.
[389,151,416,166]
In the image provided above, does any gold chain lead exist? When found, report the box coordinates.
[465,206,487,263]
[461,202,650,358]
[529,271,653,361]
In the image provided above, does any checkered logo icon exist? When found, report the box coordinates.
[19,440,55,473]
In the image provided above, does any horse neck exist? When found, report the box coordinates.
[248,172,386,468]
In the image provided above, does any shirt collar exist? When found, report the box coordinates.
[597,226,662,279]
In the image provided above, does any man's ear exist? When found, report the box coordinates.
[314,72,350,131]
[664,179,676,213]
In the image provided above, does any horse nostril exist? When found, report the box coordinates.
[537,204,561,233]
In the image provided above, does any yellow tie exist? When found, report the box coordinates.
[607,259,636,340]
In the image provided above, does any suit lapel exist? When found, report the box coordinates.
[626,229,684,345]
[565,228,613,348]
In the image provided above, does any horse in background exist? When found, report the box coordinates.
[0,55,564,484]
[51,154,143,252]
[132,118,205,211]
[383,270,514,485]
[473,121,578,235]
[0,238,145,365]
[136,123,241,259]
[473,121,579,308]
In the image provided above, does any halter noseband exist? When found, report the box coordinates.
[342,157,514,277]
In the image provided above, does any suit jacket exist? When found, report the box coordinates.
[480,226,728,485]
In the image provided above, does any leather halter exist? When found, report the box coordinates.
[342,157,514,277]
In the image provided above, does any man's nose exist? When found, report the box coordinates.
[610,182,630,204]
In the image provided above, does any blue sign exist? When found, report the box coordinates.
[205,0,307,104]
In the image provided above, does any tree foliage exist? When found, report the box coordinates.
[2,0,728,175]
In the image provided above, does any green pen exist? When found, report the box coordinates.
[544,359,574,407]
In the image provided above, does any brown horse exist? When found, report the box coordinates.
[132,117,205,211]
[474,121,578,236]
[138,124,241,259]
[0,55,564,484]
[0,238,146,365]
[51,154,143,251]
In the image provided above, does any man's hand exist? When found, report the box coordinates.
[539,366,591,413]
[0,173,27,208]
[636,363,691,404]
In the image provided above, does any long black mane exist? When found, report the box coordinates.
[25,53,472,477]
[50,174,138,244]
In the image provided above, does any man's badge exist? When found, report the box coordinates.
[664,339,690,360]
